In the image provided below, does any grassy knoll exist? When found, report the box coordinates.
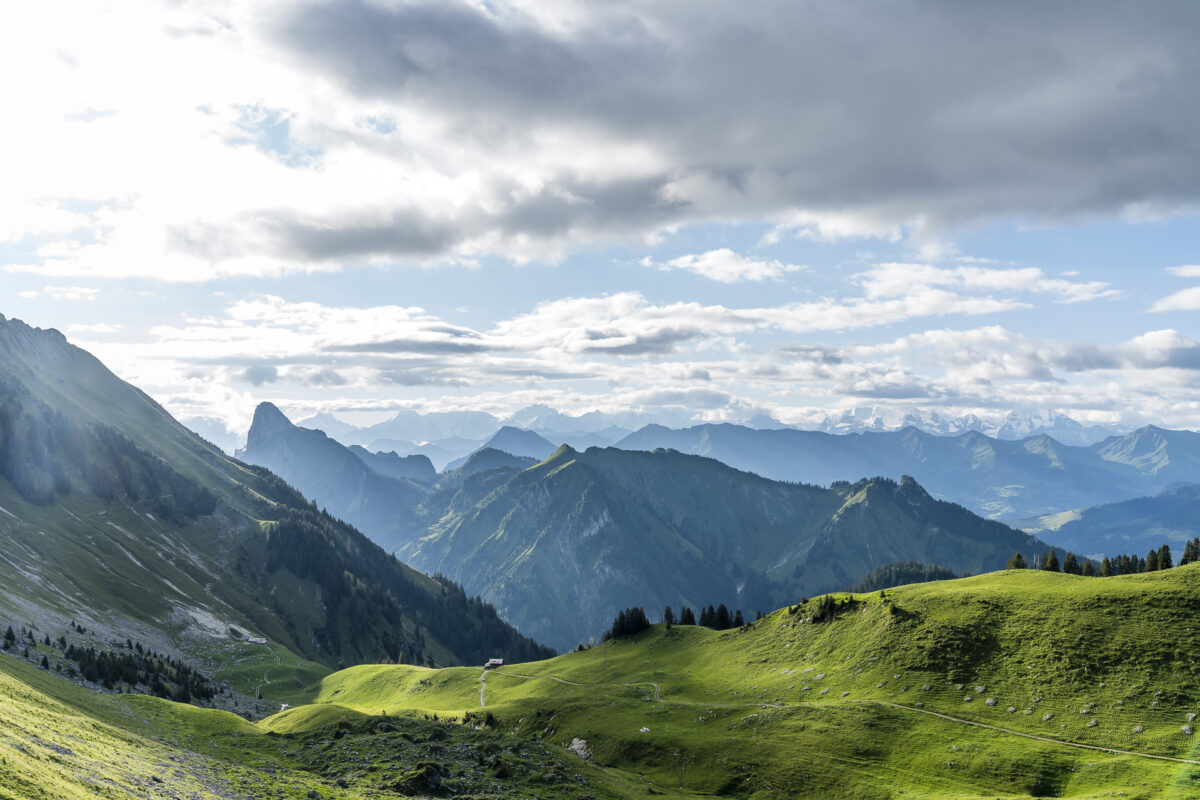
[5,565,1200,798]
[277,566,1200,798]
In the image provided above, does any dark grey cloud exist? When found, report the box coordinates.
[240,364,279,385]
[251,0,1200,262]
[327,338,492,355]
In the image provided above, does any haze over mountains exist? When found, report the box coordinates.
[0,315,549,675]
[241,402,1063,650]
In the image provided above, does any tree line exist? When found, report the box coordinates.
[3,624,215,703]
[603,602,749,641]
[1006,538,1200,576]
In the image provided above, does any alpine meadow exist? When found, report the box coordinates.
[5,2,1200,799]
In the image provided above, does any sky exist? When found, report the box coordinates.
[3,0,1200,440]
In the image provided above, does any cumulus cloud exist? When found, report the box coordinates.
[646,249,805,283]
[3,2,1199,278]
[1150,266,1200,312]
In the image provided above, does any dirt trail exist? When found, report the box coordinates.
[873,700,1200,765]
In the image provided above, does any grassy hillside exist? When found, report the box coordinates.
[272,566,1200,798]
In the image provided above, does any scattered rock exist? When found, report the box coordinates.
[1087,719,1097,728]
[975,685,985,693]
[1134,726,1144,733]
[923,685,931,691]
[1117,700,1124,706]
[307,792,321,800]
[1043,713,1054,721]
[894,674,901,679]
[567,738,591,760]
[815,673,826,680]
[916,702,924,708]
[955,684,964,691]
[985,699,996,706]
[1184,726,1194,736]
[963,695,973,702]
[1007,707,1017,713]
[841,691,849,697]
[820,688,829,695]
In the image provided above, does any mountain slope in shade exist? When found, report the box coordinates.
[1028,482,1200,558]
[399,445,1054,650]
[442,426,559,471]
[0,315,550,678]
[615,423,1200,520]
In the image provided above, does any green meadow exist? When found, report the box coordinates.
[5,566,1200,798]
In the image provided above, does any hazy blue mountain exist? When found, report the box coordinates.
[1028,483,1200,558]
[238,403,429,552]
[367,435,484,471]
[0,315,550,670]
[348,445,436,482]
[399,446,1054,650]
[615,423,1199,520]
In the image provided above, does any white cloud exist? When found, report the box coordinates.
[858,263,1119,304]
[67,322,123,334]
[18,285,101,301]
[1150,266,1200,312]
[646,248,804,283]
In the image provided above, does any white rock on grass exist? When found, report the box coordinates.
[1043,713,1054,721]
[1184,726,1194,735]
[1087,719,1097,728]
[1189,713,1198,722]
[841,691,850,697]
[567,738,592,760]
[820,688,829,695]
[976,685,985,693]
[985,699,996,706]
[964,695,973,702]
[1007,707,1017,713]
[1134,726,1144,733]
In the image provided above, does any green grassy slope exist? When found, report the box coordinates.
[275,566,1200,799]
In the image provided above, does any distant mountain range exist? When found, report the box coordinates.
[240,404,1133,468]
[240,405,1059,650]
[613,423,1200,521]
[0,314,549,672]
[1028,482,1200,558]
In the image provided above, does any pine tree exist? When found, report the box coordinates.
[1082,560,1095,577]
[663,606,675,629]
[40,655,49,669]
[1147,549,1159,572]
[1062,552,1080,575]
[679,606,696,626]
[1043,550,1060,572]
[715,604,732,630]
[1158,544,1173,570]
[1007,552,1027,569]
[3,626,14,648]
[1100,556,1113,577]
[734,609,745,627]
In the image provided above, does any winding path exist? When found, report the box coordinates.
[872,700,1200,766]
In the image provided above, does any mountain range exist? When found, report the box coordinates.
[613,422,1200,521]
[240,406,1059,650]
[0,315,549,678]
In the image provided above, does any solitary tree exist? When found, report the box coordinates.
[1007,552,1027,569]
[663,606,675,629]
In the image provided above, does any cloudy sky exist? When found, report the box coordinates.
[4,0,1200,438]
